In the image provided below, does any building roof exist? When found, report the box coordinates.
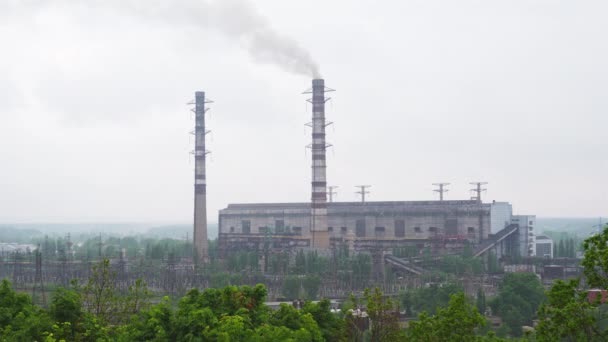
[221,200,490,216]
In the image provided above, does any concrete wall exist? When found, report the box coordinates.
[219,201,492,244]
[512,215,535,257]
[490,202,513,234]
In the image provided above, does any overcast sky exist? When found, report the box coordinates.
[1,0,606,223]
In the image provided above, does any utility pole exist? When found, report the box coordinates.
[32,248,46,306]
[433,183,450,201]
[594,217,604,234]
[355,185,371,203]
[469,182,488,202]
[328,186,338,202]
[97,233,104,260]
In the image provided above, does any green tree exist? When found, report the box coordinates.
[558,239,565,257]
[535,224,608,341]
[409,292,486,341]
[405,283,463,315]
[553,243,558,259]
[282,276,302,300]
[81,259,120,324]
[535,278,605,341]
[582,228,608,289]
[115,297,173,342]
[0,279,51,341]
[363,287,404,342]
[302,275,321,300]
[476,287,487,315]
[49,286,84,340]
[490,272,545,336]
[487,251,500,273]
[302,299,345,341]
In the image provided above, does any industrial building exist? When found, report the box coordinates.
[218,200,535,257]
[215,78,536,260]
[535,235,554,258]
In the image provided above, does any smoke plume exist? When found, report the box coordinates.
[112,0,321,77]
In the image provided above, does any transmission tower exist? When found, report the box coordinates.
[328,186,338,202]
[32,249,46,306]
[469,182,488,202]
[593,217,605,234]
[433,183,450,201]
[355,185,371,203]
[97,233,104,260]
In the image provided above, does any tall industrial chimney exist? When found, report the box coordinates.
[307,79,333,249]
[193,91,210,264]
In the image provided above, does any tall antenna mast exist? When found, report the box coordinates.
[433,183,450,201]
[355,185,371,203]
[469,182,488,202]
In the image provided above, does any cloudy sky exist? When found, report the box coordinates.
[0,0,606,223]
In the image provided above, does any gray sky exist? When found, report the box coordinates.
[1,0,606,223]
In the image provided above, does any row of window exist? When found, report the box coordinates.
[230,221,302,235]
[231,220,476,237]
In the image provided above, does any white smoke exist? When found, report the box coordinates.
[78,0,321,77]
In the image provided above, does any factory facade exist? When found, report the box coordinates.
[218,200,536,257]
[211,78,537,259]
[220,200,490,241]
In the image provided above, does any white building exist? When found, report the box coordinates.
[490,202,513,233]
[535,235,553,258]
[512,215,536,257]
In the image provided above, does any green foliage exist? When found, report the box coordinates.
[282,275,321,300]
[582,227,608,289]
[282,276,303,300]
[363,287,404,342]
[351,253,372,287]
[487,251,501,273]
[439,254,484,275]
[490,272,545,337]
[400,283,463,316]
[543,230,583,258]
[409,292,486,342]
[302,299,345,341]
[0,279,52,341]
[0,226,43,243]
[0,269,350,341]
[535,224,608,341]
[476,287,487,315]
[535,278,606,341]
[302,275,321,300]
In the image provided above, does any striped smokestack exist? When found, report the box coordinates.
[193,91,209,264]
[310,79,330,249]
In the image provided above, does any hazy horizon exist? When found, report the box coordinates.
[1,0,607,222]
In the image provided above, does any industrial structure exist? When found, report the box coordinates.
[217,78,537,264]
[535,235,553,258]
[218,200,535,258]
[304,79,333,249]
[192,91,210,264]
